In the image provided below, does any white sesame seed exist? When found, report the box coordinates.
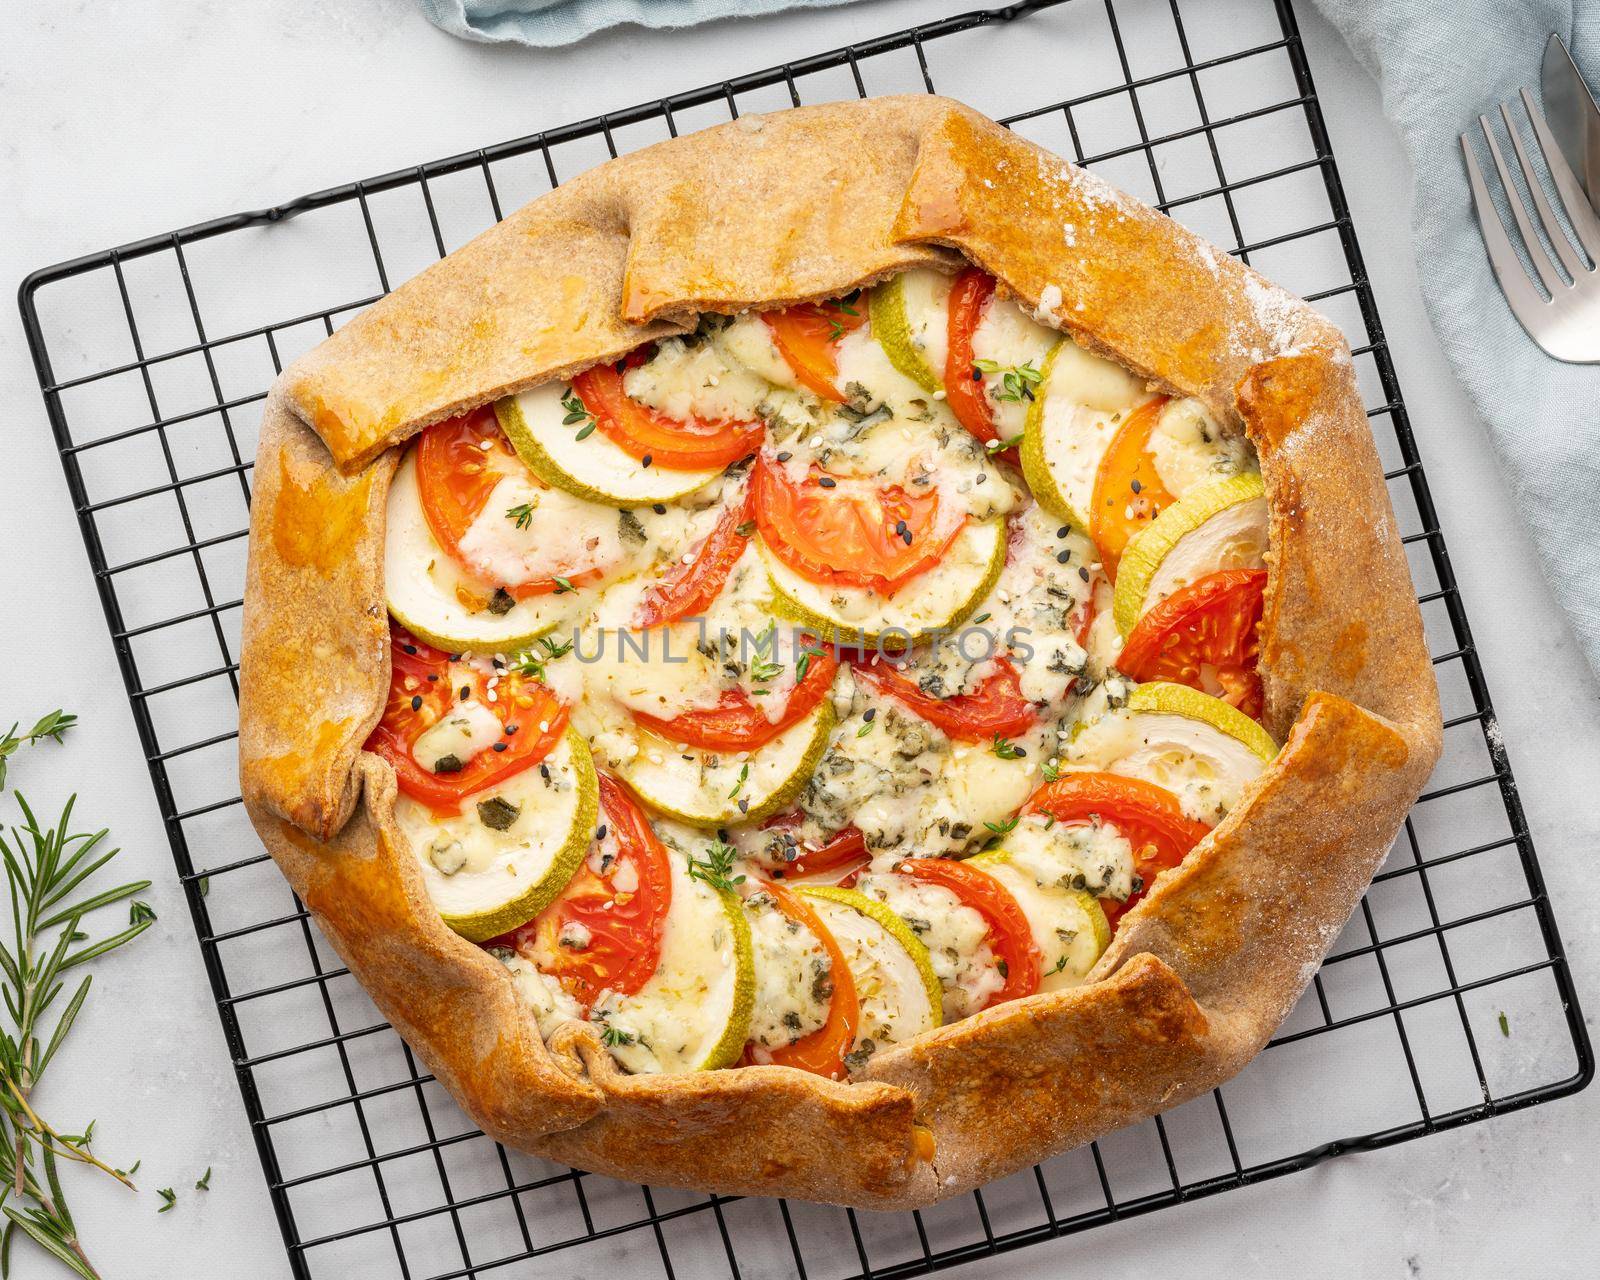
[538,720,550,732]
[479,439,494,450]
[932,389,947,400]
[809,434,823,449]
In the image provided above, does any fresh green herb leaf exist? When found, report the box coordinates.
[0,711,77,792]
[156,1188,176,1214]
[1041,758,1061,783]
[983,815,1020,837]
[727,764,750,800]
[505,503,535,530]
[599,1023,636,1048]
[553,577,576,595]
[129,901,156,926]
[1498,1011,1510,1037]
[194,1167,212,1191]
[687,840,745,894]
[991,734,1024,761]
[856,721,875,738]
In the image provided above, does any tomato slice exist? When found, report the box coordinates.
[630,643,838,753]
[632,489,755,629]
[1088,396,1172,578]
[364,622,567,814]
[751,454,966,594]
[761,295,868,402]
[746,882,860,1079]
[944,268,1002,447]
[570,364,764,472]
[1117,568,1268,722]
[1024,772,1211,925]
[489,773,673,1009]
[757,816,870,882]
[415,411,608,601]
[892,858,1040,1008]
[850,655,1035,743]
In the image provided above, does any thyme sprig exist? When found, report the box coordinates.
[687,841,745,894]
[0,791,151,1278]
[971,358,1042,404]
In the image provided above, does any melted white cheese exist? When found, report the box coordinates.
[743,891,831,1055]
[856,869,1004,1021]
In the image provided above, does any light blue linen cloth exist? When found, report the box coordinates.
[1309,0,1600,683]
[419,0,862,45]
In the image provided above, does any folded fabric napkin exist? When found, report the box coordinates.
[420,0,863,45]
[1311,0,1600,685]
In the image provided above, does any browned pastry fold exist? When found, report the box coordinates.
[239,96,1441,1209]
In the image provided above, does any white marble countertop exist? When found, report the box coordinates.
[2,1,1596,1276]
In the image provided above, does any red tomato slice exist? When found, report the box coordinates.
[751,454,966,594]
[571,364,764,471]
[632,489,754,629]
[745,883,860,1079]
[761,295,868,402]
[630,643,839,753]
[944,268,1002,447]
[415,411,608,601]
[1089,396,1172,579]
[850,655,1035,743]
[891,858,1040,1008]
[489,773,673,1009]
[1117,568,1268,722]
[364,623,567,814]
[756,816,870,882]
[1024,772,1211,925]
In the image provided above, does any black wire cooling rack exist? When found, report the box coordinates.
[17,0,1593,1276]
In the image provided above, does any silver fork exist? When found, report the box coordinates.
[1461,87,1600,363]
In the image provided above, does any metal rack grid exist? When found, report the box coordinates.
[17,0,1592,1276]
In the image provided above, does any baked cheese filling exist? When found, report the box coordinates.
[366,267,1279,1079]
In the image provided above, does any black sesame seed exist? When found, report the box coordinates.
[901,528,913,545]
[459,685,471,700]
[895,520,908,535]
[641,454,653,468]
[1130,478,1142,494]
[426,673,439,682]
[1057,550,1071,564]
[449,653,463,662]
[410,695,423,711]
[596,825,608,841]
[971,366,983,381]
[864,707,877,722]
[492,741,508,752]
[504,724,518,734]
[818,476,837,489]
[1078,567,1091,582]
[652,503,667,515]
[738,798,750,813]
[540,763,551,780]
[403,644,418,655]
[1057,525,1070,539]
[976,473,987,484]
[776,451,792,462]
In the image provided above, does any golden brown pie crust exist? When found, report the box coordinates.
[238,96,1441,1209]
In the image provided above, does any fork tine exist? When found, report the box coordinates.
[1499,101,1588,280]
[1480,114,1566,294]
[1461,132,1550,322]
[1520,86,1600,265]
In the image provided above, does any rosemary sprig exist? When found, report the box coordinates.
[0,790,151,1278]
[0,716,76,795]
